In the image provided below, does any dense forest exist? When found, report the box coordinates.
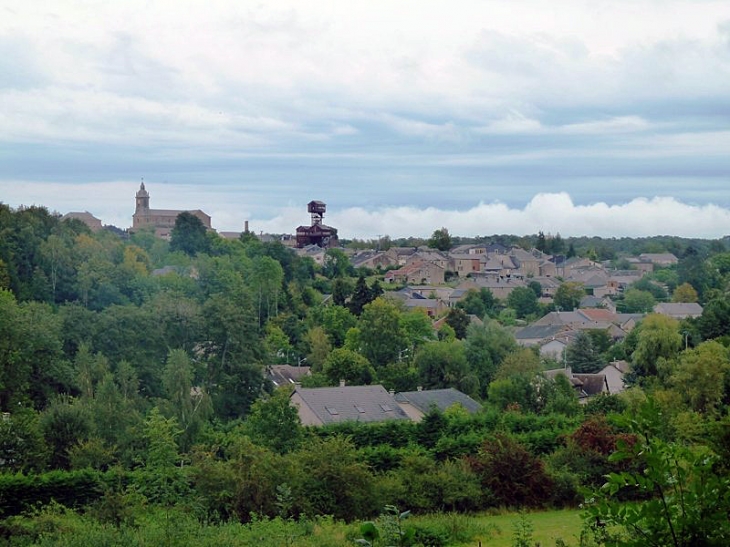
[1,203,730,546]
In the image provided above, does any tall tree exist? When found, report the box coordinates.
[553,282,585,311]
[507,286,540,318]
[243,389,303,454]
[632,314,682,378]
[162,349,211,450]
[445,307,470,339]
[170,212,209,256]
[566,331,603,373]
[348,275,372,316]
[415,341,474,394]
[358,298,406,368]
[428,227,452,252]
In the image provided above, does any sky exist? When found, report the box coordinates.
[2,0,730,239]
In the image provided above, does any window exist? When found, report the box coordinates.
[354,405,366,414]
[379,403,392,412]
[325,406,339,415]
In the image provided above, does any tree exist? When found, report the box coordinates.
[427,227,452,251]
[670,341,730,415]
[456,288,496,319]
[553,282,585,311]
[697,297,730,340]
[464,320,516,398]
[468,434,552,507]
[528,280,543,298]
[318,305,357,347]
[584,400,730,547]
[507,286,540,319]
[332,277,352,306]
[170,212,209,256]
[349,275,372,316]
[305,326,331,371]
[445,308,470,339]
[672,282,698,303]
[243,388,303,454]
[415,341,473,394]
[631,314,682,378]
[566,331,603,373]
[322,248,351,279]
[162,349,211,451]
[250,255,284,325]
[535,231,547,253]
[322,347,374,386]
[619,288,656,314]
[358,298,406,368]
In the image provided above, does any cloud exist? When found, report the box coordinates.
[253,193,730,240]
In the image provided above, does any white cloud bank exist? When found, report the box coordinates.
[254,193,730,240]
[4,181,729,239]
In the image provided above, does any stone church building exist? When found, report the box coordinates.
[131,182,212,239]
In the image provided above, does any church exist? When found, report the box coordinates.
[131,182,212,239]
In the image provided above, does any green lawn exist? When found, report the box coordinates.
[467,509,584,546]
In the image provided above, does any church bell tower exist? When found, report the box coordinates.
[135,180,150,213]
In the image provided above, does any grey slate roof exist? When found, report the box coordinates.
[394,388,482,415]
[266,365,311,387]
[293,385,410,425]
[515,324,566,341]
[653,302,704,318]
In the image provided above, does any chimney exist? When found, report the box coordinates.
[339,379,346,387]
[389,389,395,396]
[244,220,249,233]
[417,386,423,392]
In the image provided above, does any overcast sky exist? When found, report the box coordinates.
[2,0,730,239]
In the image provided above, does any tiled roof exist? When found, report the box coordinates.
[293,385,410,424]
[395,388,482,414]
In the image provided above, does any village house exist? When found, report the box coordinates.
[291,385,410,426]
[653,302,704,320]
[639,253,679,266]
[394,388,482,422]
[62,211,103,231]
[384,260,446,285]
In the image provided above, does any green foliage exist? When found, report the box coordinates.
[670,340,730,415]
[323,347,374,386]
[507,287,540,319]
[631,314,682,378]
[243,389,304,454]
[359,298,406,368]
[617,288,657,313]
[415,341,475,395]
[0,409,48,473]
[356,505,415,547]
[0,469,104,517]
[41,397,92,470]
[456,287,497,319]
[553,282,585,312]
[583,399,730,546]
[468,434,553,508]
[511,512,536,547]
[566,331,603,373]
[170,211,210,256]
[445,307,470,339]
[292,436,378,521]
[427,227,452,252]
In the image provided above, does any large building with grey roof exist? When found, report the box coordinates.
[290,385,410,426]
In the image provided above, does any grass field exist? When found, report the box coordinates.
[465,509,584,546]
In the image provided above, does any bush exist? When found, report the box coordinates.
[467,434,553,508]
